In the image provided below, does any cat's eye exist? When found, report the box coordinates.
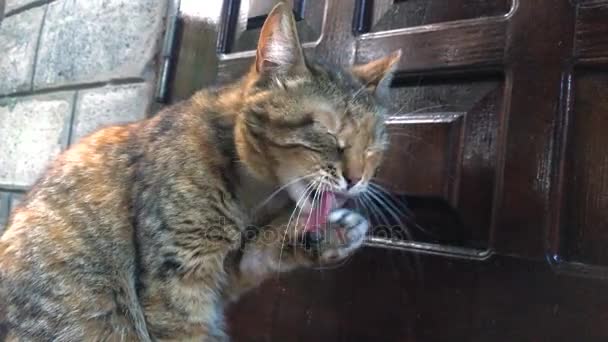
[327,134,345,153]
[338,141,353,155]
[285,143,323,153]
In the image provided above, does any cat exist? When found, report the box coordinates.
[0,2,400,341]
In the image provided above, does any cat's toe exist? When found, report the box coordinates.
[328,208,368,247]
[328,208,353,226]
[346,221,366,247]
[316,209,369,263]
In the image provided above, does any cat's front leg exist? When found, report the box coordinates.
[225,208,369,300]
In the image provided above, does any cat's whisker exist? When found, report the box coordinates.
[354,196,371,224]
[295,175,327,262]
[363,189,409,240]
[278,183,315,273]
[254,173,318,213]
[359,193,383,231]
[367,185,426,283]
[368,183,408,215]
[368,177,397,189]
[302,175,325,235]
[385,102,411,118]
[353,197,364,220]
[368,183,412,216]
[367,188,413,242]
[285,179,318,233]
[368,183,439,238]
[361,192,393,238]
[351,84,368,101]
[278,180,317,273]
[359,193,387,242]
[291,200,308,259]
[320,182,332,269]
[387,103,457,117]
[385,132,423,141]
[348,74,379,105]
[286,179,317,233]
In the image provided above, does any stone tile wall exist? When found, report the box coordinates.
[0,0,167,230]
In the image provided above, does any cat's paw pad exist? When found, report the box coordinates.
[319,208,369,263]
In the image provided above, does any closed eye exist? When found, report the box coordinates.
[327,134,348,154]
[272,141,324,153]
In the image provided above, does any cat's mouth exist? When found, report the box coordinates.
[286,181,349,232]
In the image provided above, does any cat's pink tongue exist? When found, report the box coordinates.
[304,192,335,233]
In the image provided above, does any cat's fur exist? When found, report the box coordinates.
[0,3,400,341]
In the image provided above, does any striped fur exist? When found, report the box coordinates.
[0,3,399,341]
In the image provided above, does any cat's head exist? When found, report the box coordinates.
[236,2,400,217]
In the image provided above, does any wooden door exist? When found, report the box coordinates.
[166,0,608,340]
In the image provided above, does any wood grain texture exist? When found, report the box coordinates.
[575,2,608,62]
[359,0,511,33]
[490,0,576,257]
[228,251,608,342]
[357,18,508,74]
[560,71,608,266]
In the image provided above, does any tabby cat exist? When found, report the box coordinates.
[0,3,400,341]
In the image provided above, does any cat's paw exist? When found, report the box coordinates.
[305,208,369,264]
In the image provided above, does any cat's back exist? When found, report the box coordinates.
[0,123,144,339]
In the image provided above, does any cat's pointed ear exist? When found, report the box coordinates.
[254,2,306,75]
[351,50,402,92]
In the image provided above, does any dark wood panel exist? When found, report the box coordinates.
[573,0,608,5]
[491,0,576,258]
[381,114,464,198]
[470,256,608,342]
[228,249,474,342]
[356,0,512,33]
[356,18,507,75]
[375,77,502,248]
[227,250,608,342]
[575,1,608,62]
[559,70,608,266]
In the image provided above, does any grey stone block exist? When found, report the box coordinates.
[0,6,45,95]
[5,0,44,15]
[34,0,166,89]
[0,192,24,233]
[72,83,151,142]
[0,92,74,188]
[0,193,9,233]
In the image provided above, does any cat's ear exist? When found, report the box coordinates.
[254,2,306,75]
[351,50,402,92]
